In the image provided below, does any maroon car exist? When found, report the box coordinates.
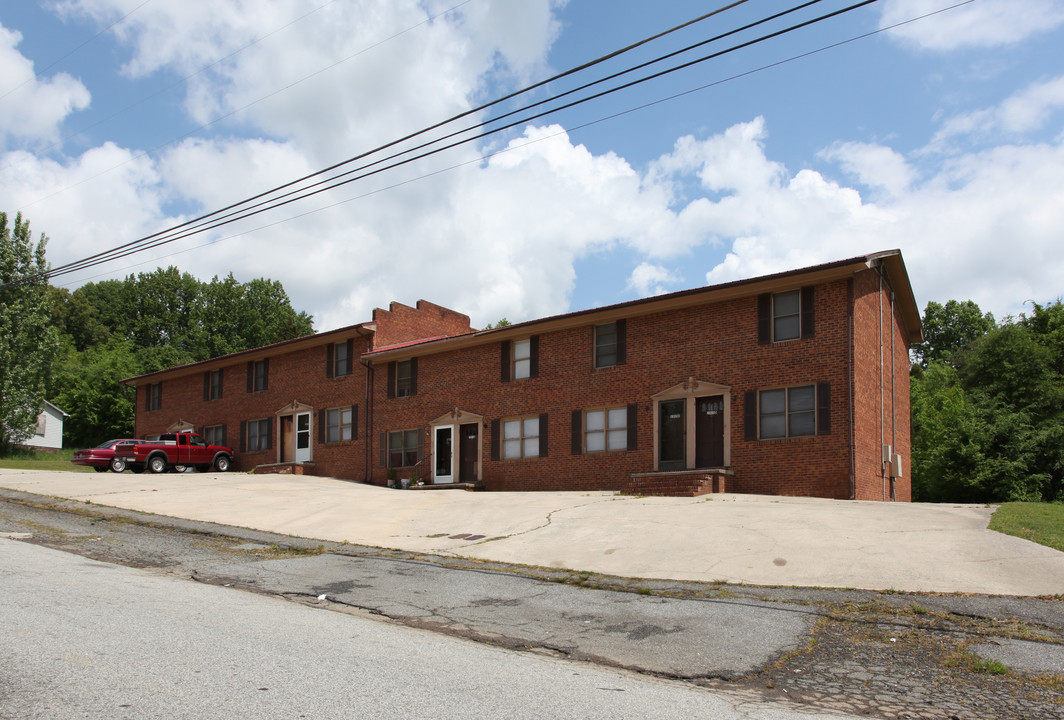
[71,439,143,473]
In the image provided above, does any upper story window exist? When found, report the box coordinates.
[772,291,801,341]
[145,382,161,411]
[758,287,814,343]
[204,369,223,401]
[247,359,269,393]
[501,336,538,382]
[328,340,352,378]
[593,320,626,368]
[396,360,413,397]
[513,339,531,379]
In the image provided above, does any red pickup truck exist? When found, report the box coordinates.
[119,432,234,474]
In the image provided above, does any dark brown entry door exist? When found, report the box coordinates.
[695,395,724,468]
[459,423,478,482]
[658,399,685,471]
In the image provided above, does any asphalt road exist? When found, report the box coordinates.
[2,490,1064,719]
[2,540,865,720]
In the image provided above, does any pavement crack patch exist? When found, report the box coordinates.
[470,496,635,546]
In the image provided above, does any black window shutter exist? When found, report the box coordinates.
[346,339,354,375]
[318,409,326,443]
[379,432,387,467]
[326,344,334,378]
[539,413,549,457]
[627,403,638,450]
[246,362,253,393]
[801,286,815,339]
[616,319,627,365]
[157,383,162,411]
[530,336,539,378]
[216,371,222,400]
[263,358,269,390]
[757,294,771,344]
[490,419,500,460]
[571,410,582,455]
[239,421,247,452]
[500,342,510,383]
[221,424,227,448]
[144,385,150,411]
[266,417,273,450]
[744,390,758,441]
[416,427,423,464]
[386,362,396,398]
[203,373,210,401]
[410,357,418,396]
[817,382,831,435]
[351,404,358,439]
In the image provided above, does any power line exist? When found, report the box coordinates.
[53,0,976,290]
[32,0,776,280]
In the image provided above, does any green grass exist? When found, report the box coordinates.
[989,502,1064,553]
[0,447,92,473]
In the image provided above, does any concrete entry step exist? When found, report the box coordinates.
[253,462,316,476]
[408,482,484,491]
[624,469,732,497]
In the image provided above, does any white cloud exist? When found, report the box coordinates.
[627,263,680,296]
[881,0,1064,51]
[932,74,1064,147]
[819,142,914,199]
[0,24,90,147]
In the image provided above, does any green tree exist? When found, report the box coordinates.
[0,212,61,448]
[50,337,139,447]
[911,299,995,368]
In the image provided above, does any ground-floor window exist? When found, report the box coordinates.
[584,407,627,452]
[203,425,226,446]
[247,419,270,451]
[759,385,816,439]
[326,408,352,443]
[503,416,540,459]
[388,429,420,467]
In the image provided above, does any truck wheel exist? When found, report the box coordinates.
[110,457,127,473]
[173,465,187,473]
[148,455,167,474]
[214,455,231,472]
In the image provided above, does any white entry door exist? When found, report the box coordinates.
[295,412,312,463]
[434,425,454,484]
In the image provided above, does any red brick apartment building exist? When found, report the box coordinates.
[124,250,921,501]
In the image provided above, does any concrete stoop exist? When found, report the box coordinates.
[624,469,732,497]
[253,462,316,476]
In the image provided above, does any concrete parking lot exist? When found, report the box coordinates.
[2,467,1062,595]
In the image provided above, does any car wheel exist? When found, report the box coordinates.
[173,465,187,473]
[214,455,231,472]
[93,466,108,473]
[110,457,127,473]
[148,455,167,474]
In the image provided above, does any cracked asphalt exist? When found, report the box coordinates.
[2,489,1063,719]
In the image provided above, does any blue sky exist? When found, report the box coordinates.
[2,0,1063,331]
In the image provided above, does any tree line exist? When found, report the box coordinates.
[1,211,313,449]
[911,299,1064,503]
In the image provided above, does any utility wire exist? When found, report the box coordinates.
[43,0,874,280]
[20,0,756,278]
[58,0,976,289]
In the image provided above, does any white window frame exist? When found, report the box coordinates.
[772,290,801,342]
[326,407,352,443]
[512,339,531,380]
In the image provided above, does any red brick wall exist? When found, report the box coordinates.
[136,334,371,479]
[372,300,473,348]
[851,268,914,501]
[370,278,859,498]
